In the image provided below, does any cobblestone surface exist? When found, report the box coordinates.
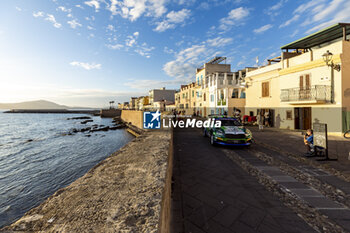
[171,128,316,233]
[248,126,350,182]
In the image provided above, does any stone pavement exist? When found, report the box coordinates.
[248,126,350,179]
[171,128,315,233]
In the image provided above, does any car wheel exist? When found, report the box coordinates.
[210,134,215,145]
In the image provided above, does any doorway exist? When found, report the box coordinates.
[294,107,311,130]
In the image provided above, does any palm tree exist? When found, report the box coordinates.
[109,101,115,109]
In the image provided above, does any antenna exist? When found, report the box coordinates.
[256,56,259,66]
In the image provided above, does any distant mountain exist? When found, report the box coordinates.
[0,100,71,110]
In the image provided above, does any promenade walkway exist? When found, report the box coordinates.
[171,127,315,233]
[248,126,350,180]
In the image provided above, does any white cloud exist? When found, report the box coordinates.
[312,0,344,22]
[134,42,155,58]
[106,44,124,50]
[33,11,44,17]
[75,4,84,9]
[15,6,22,11]
[269,0,287,11]
[164,46,174,54]
[294,0,325,14]
[306,0,350,33]
[57,6,71,13]
[219,7,249,31]
[167,9,190,23]
[33,11,62,28]
[163,44,207,80]
[87,25,95,30]
[70,61,101,70]
[253,24,273,34]
[125,32,139,47]
[45,14,62,28]
[206,37,233,47]
[154,9,191,32]
[163,35,235,80]
[84,0,100,12]
[106,24,115,31]
[67,19,82,29]
[285,0,350,34]
[265,0,288,17]
[279,14,300,28]
[154,21,174,32]
[108,0,167,21]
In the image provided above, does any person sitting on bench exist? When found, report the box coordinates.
[304,129,314,156]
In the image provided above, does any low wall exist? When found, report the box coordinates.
[121,110,143,129]
[100,109,121,118]
[2,129,172,232]
[158,129,173,233]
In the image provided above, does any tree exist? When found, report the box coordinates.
[109,101,115,109]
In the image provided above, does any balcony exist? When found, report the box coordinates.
[217,99,227,106]
[281,85,331,104]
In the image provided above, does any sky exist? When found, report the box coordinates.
[0,0,349,108]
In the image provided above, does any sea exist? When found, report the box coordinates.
[0,111,134,227]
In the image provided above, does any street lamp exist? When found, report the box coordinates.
[322,50,341,71]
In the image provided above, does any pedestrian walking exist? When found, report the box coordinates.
[257,112,264,131]
[264,111,270,127]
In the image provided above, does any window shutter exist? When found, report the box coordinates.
[305,74,310,89]
[299,76,304,90]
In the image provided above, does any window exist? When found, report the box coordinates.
[192,90,194,97]
[300,74,311,90]
[240,91,246,99]
[186,104,188,109]
[203,93,206,101]
[232,89,239,98]
[210,94,214,102]
[262,82,269,97]
[182,93,185,98]
[286,110,293,120]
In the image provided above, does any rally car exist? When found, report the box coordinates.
[203,115,253,146]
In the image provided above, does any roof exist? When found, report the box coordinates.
[281,23,350,50]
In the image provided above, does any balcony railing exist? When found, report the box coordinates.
[281,85,331,103]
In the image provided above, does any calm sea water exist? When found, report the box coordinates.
[0,111,134,227]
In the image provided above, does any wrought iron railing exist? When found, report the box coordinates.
[280,85,331,102]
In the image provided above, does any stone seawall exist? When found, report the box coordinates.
[1,129,172,233]
[121,110,143,129]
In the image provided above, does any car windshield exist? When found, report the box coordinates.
[216,119,242,126]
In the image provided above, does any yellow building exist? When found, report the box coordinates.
[175,57,249,117]
[246,23,350,133]
[245,61,281,127]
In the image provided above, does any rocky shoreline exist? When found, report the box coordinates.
[1,128,172,232]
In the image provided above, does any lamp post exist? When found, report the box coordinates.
[322,50,341,104]
[322,50,341,71]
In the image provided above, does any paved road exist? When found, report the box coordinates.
[171,127,315,233]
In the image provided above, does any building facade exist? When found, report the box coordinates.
[245,23,350,133]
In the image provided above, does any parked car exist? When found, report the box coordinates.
[203,115,253,146]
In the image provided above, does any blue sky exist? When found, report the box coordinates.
[0,0,349,107]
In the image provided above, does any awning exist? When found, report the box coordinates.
[281,23,350,50]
